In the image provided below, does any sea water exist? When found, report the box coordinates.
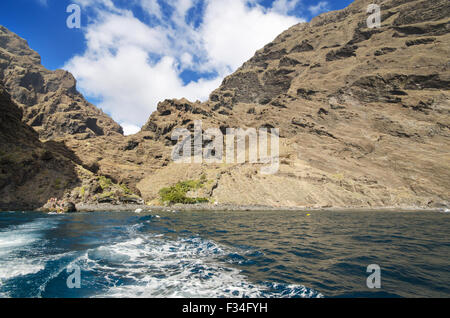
[0,210,448,298]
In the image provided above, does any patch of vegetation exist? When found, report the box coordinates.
[99,191,114,199]
[120,183,132,195]
[98,176,112,190]
[80,186,86,198]
[159,179,209,205]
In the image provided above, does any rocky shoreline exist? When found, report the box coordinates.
[73,203,448,213]
[1,202,448,213]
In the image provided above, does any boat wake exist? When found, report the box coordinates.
[78,234,322,298]
[0,215,322,298]
[0,218,59,281]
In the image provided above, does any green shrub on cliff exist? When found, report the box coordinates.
[80,186,86,198]
[98,176,112,190]
[159,179,208,205]
[99,191,114,199]
[120,183,132,195]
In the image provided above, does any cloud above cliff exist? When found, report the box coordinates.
[308,1,330,15]
[65,0,306,135]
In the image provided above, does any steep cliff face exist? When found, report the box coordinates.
[0,26,123,139]
[1,0,449,210]
[0,83,79,210]
[0,82,145,210]
[144,0,450,141]
[136,0,450,208]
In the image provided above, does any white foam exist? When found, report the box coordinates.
[0,217,323,298]
[0,222,41,254]
[0,218,59,282]
[78,234,322,298]
[0,262,45,281]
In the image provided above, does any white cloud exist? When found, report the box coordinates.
[271,0,301,15]
[65,0,305,135]
[308,1,330,16]
[139,0,163,19]
[200,0,301,73]
[121,123,142,135]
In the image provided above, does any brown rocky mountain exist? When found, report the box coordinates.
[0,25,123,139]
[0,82,78,210]
[0,82,140,210]
[0,0,449,210]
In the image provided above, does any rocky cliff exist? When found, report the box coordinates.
[0,0,449,210]
[0,26,123,139]
[136,0,450,209]
[0,81,143,210]
[0,82,78,210]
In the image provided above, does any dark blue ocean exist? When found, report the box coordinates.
[0,210,449,298]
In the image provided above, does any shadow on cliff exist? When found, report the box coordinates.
[0,83,86,211]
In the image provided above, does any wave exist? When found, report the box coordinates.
[73,232,322,298]
[0,217,60,291]
[0,215,322,298]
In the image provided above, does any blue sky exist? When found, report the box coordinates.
[0,0,353,134]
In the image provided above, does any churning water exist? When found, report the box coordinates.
[0,210,448,298]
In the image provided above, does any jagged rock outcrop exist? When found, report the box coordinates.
[0,26,123,139]
[0,82,81,210]
[0,82,141,210]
